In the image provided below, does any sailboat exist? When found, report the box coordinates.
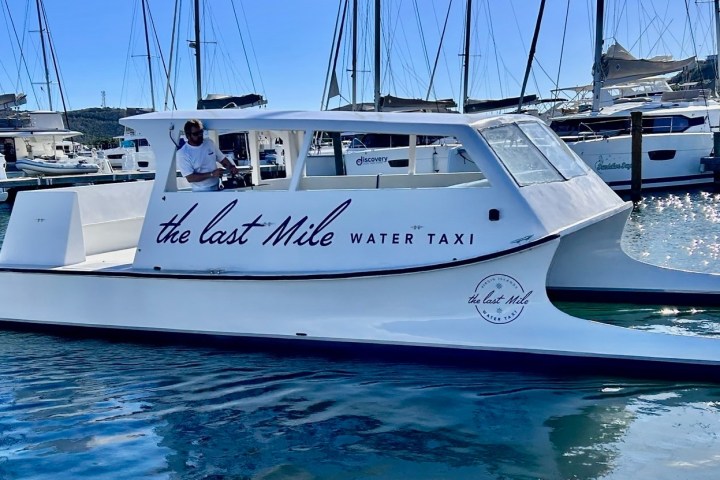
[0,1,99,180]
[547,0,720,191]
[308,0,474,177]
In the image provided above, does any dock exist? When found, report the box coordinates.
[0,171,157,189]
[0,171,157,201]
[0,164,287,201]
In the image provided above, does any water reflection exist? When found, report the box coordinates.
[0,190,720,478]
[623,190,720,272]
[2,330,720,479]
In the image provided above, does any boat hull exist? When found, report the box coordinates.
[1,238,720,375]
[16,159,100,176]
[567,132,713,190]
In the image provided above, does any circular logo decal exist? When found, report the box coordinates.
[468,274,531,324]
[356,158,363,166]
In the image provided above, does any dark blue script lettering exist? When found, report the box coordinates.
[263,199,351,247]
[156,203,197,244]
[199,200,264,245]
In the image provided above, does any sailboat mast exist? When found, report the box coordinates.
[461,0,471,113]
[164,0,181,110]
[141,0,156,111]
[374,0,381,111]
[517,0,546,113]
[352,0,357,111]
[591,0,604,113]
[35,0,52,110]
[714,0,720,97]
[194,0,202,105]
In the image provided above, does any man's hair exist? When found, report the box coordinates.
[184,119,203,136]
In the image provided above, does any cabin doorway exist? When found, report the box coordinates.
[3,139,16,163]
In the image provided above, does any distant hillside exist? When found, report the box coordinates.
[65,108,126,148]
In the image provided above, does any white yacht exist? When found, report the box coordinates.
[549,95,718,190]
[547,26,719,191]
[102,128,155,171]
[0,109,718,377]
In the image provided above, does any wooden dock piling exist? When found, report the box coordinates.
[630,111,643,203]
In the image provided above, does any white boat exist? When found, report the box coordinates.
[549,99,718,191]
[546,5,720,191]
[0,109,719,377]
[102,129,155,171]
[15,157,99,176]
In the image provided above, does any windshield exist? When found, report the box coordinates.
[517,122,588,178]
[480,123,563,186]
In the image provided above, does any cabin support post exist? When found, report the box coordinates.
[630,111,642,203]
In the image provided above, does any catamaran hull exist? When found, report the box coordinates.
[1,239,719,374]
[547,206,720,305]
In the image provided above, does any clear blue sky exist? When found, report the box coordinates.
[1,0,717,112]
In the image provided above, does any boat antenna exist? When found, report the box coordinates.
[517,0,546,113]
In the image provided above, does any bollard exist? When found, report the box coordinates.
[630,111,643,203]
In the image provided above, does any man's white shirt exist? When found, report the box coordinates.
[177,138,225,191]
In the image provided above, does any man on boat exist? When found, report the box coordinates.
[177,119,239,191]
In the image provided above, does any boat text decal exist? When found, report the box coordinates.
[356,155,388,166]
[155,198,475,248]
[595,156,630,171]
[468,274,532,324]
[156,199,351,247]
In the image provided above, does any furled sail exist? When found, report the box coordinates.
[330,95,457,113]
[197,93,267,110]
[600,42,695,86]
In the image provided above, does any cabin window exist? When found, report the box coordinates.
[481,123,564,186]
[517,122,588,178]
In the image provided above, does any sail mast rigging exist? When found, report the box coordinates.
[35,0,51,110]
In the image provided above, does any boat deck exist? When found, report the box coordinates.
[54,248,137,272]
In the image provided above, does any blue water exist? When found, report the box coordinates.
[0,190,719,479]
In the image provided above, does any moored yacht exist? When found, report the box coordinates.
[0,110,718,377]
[549,97,719,190]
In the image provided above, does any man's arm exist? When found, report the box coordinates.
[185,169,222,183]
[219,156,239,175]
[177,148,222,183]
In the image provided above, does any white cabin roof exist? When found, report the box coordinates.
[121,109,516,135]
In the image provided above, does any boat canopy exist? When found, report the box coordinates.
[601,42,695,86]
